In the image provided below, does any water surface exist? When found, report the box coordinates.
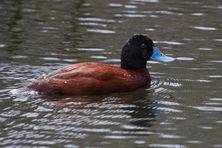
[0,0,222,147]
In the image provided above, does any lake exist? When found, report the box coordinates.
[0,0,222,147]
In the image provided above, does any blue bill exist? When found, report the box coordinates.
[151,47,175,62]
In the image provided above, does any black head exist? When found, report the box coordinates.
[121,34,155,70]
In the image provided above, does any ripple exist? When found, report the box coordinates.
[205,102,222,105]
[216,121,222,123]
[182,78,212,83]
[121,124,146,130]
[159,133,182,139]
[218,6,222,9]
[149,144,186,148]
[87,29,115,34]
[42,26,59,30]
[147,61,160,64]
[10,88,22,96]
[157,107,183,113]
[214,39,222,42]
[154,87,168,94]
[63,59,78,63]
[41,30,49,33]
[158,101,181,106]
[214,145,222,148]
[80,22,107,27]
[78,17,115,23]
[96,114,130,119]
[76,48,105,51]
[125,5,137,9]
[105,135,135,139]
[112,130,154,135]
[82,3,91,7]
[210,60,222,63]
[77,127,111,133]
[198,126,213,130]
[1,110,21,117]
[154,41,184,45]
[187,140,203,144]
[209,98,222,101]
[191,26,217,31]
[149,15,159,18]
[90,55,107,59]
[176,57,194,61]
[41,57,60,61]
[21,112,39,118]
[143,10,175,15]
[0,44,6,48]
[12,55,28,59]
[134,140,146,144]
[163,81,182,87]
[150,79,164,89]
[171,117,186,120]
[156,10,174,15]
[191,106,222,112]
[10,88,39,102]
[115,14,146,18]
[196,79,211,83]
[209,75,222,78]
[134,0,159,3]
[109,3,123,7]
[104,59,121,63]
[198,48,212,51]
[191,13,204,16]
[0,117,7,122]
[35,106,53,112]
[145,28,156,31]
[23,7,38,13]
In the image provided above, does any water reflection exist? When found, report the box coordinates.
[124,89,156,127]
[5,0,24,54]
[191,26,217,31]
[1,0,222,147]
[43,88,157,129]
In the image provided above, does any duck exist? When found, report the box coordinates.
[27,34,174,95]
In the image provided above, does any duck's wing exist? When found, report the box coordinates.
[44,62,125,81]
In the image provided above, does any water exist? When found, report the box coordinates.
[0,0,222,147]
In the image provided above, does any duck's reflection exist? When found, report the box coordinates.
[122,88,157,127]
[44,86,157,128]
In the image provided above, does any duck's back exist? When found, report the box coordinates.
[28,62,150,95]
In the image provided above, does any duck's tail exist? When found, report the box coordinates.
[27,79,61,95]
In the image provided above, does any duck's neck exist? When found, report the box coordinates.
[120,56,147,70]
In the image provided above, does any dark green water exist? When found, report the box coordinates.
[0,0,222,147]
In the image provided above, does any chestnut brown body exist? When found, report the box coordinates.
[28,62,150,95]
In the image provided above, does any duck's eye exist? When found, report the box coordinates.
[140,43,147,49]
